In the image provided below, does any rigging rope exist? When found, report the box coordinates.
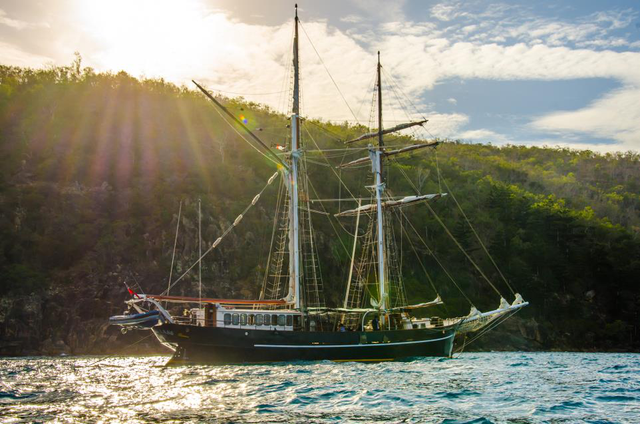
[388,158,476,305]
[166,200,182,299]
[355,70,378,126]
[390,206,440,299]
[398,205,473,306]
[206,97,283,169]
[441,177,516,296]
[421,199,504,298]
[391,156,505,298]
[304,119,348,142]
[161,171,280,296]
[305,174,351,258]
[302,123,368,245]
[208,88,286,96]
[260,178,286,300]
[435,149,443,194]
[393,205,442,300]
[454,308,522,355]
[298,20,361,124]
[303,124,359,202]
[381,66,428,123]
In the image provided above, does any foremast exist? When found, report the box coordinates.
[286,4,302,311]
[373,51,388,319]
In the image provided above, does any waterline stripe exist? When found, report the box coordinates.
[254,333,454,349]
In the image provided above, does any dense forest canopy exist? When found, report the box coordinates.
[0,61,638,355]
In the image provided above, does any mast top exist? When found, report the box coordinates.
[295,4,298,19]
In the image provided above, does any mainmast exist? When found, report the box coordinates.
[374,51,387,318]
[288,4,302,311]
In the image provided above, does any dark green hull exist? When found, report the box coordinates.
[154,323,457,365]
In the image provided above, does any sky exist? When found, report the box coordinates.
[1,0,640,153]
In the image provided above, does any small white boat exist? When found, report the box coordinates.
[109,310,161,329]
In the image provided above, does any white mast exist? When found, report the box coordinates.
[374,51,387,320]
[287,4,302,310]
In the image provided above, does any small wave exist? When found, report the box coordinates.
[610,386,640,393]
[549,400,585,412]
[595,395,637,402]
[441,418,494,424]
[533,400,585,415]
[255,403,278,413]
[603,364,628,371]
[202,378,240,385]
[436,390,482,399]
[0,390,41,402]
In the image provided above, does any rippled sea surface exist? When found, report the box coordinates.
[1,352,639,423]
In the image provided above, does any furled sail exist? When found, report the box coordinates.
[335,193,446,217]
[345,120,428,144]
[338,141,439,169]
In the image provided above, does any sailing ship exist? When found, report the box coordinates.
[110,5,527,364]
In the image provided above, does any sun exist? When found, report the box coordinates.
[76,0,222,79]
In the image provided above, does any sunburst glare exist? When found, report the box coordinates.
[76,0,223,78]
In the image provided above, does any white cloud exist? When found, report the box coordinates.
[447,98,457,105]
[0,9,29,29]
[513,139,624,154]
[0,9,48,30]
[532,86,640,151]
[374,24,640,151]
[0,41,53,67]
[431,3,467,22]
[435,5,638,49]
[459,129,508,143]
[423,113,469,137]
[341,15,363,24]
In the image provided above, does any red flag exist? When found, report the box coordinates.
[127,287,141,299]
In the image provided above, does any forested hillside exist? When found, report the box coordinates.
[1,62,638,355]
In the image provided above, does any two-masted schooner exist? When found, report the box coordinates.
[109,5,527,364]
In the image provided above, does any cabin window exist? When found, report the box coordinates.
[240,314,247,325]
[232,313,239,325]
[248,314,255,325]
[278,315,285,326]
[286,315,293,327]
[271,314,278,326]
[256,314,263,325]
[223,313,231,326]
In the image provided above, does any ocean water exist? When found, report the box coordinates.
[1,352,638,423]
